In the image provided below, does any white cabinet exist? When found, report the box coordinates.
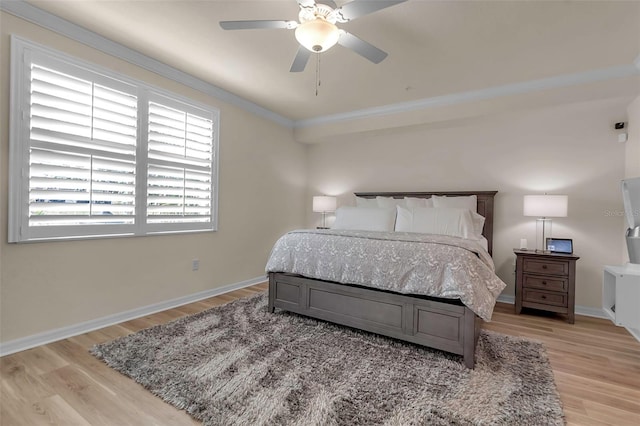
[603,265,640,342]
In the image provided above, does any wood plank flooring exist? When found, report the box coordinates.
[1,282,639,425]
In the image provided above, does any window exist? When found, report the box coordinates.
[9,36,219,242]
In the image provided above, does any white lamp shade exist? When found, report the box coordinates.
[523,195,568,217]
[313,196,337,213]
[295,19,340,53]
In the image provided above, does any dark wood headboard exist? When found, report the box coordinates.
[354,191,498,256]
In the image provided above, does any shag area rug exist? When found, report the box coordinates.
[91,293,564,425]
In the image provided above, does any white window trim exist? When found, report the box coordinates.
[9,35,220,243]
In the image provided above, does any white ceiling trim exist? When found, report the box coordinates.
[0,0,294,128]
[294,64,640,129]
[2,0,639,132]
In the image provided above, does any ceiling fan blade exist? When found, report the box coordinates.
[335,0,407,22]
[290,46,312,72]
[338,31,388,64]
[297,1,338,10]
[220,20,297,30]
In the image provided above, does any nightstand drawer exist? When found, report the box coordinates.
[523,289,567,307]
[523,275,568,292]
[523,258,568,276]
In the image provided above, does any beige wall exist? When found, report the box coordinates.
[622,95,640,262]
[0,12,306,343]
[306,97,631,309]
[626,96,640,178]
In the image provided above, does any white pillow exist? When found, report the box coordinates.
[395,206,478,239]
[431,195,484,236]
[469,212,485,239]
[432,195,477,212]
[355,196,378,208]
[332,207,396,232]
[405,197,434,208]
[376,196,405,209]
[377,196,435,209]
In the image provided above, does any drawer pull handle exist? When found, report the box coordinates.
[541,295,547,299]
[542,281,547,285]
[542,265,548,269]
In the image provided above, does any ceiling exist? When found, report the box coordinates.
[13,0,640,123]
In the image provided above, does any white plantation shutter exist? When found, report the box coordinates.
[9,37,219,242]
[29,150,136,225]
[146,99,215,226]
[29,64,138,229]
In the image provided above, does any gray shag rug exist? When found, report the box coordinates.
[91,293,564,425]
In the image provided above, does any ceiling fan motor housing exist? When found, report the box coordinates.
[296,4,340,53]
[299,3,337,24]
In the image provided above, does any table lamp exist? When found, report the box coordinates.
[312,196,337,229]
[523,194,568,252]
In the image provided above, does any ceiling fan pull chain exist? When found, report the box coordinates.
[315,52,320,96]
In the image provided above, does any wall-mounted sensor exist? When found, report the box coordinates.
[615,122,625,130]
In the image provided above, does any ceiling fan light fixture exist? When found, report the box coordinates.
[294,18,340,53]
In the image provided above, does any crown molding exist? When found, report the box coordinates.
[0,0,294,128]
[294,64,640,129]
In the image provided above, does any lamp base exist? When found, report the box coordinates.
[535,218,553,252]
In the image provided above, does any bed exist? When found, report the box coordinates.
[266,191,501,368]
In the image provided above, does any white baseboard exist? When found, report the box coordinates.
[3,283,623,357]
[574,305,609,319]
[0,276,267,357]
[496,294,608,319]
[496,294,516,305]
[625,327,640,342]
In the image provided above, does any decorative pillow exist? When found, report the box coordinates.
[405,197,434,208]
[432,195,477,212]
[355,196,378,208]
[332,207,396,232]
[395,206,478,239]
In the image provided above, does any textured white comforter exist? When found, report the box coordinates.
[265,229,506,321]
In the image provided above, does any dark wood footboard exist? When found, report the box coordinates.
[268,272,482,368]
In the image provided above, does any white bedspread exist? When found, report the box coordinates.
[265,229,506,321]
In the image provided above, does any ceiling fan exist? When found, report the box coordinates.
[220,0,408,72]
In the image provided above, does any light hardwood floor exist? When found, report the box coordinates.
[1,282,639,425]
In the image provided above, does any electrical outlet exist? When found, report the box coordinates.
[192,258,199,271]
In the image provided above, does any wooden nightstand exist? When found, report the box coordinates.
[514,249,580,324]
